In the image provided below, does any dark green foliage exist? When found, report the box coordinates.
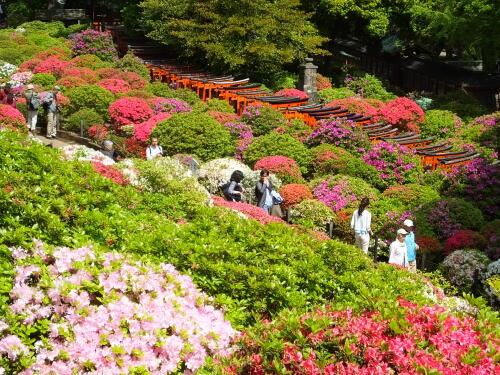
[65,85,115,120]
[421,109,461,139]
[240,105,287,137]
[152,112,234,160]
[32,73,57,90]
[113,51,150,79]
[432,91,488,121]
[243,132,311,174]
[65,109,104,133]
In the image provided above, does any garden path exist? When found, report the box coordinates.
[34,134,77,149]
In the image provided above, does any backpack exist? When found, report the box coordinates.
[28,93,39,111]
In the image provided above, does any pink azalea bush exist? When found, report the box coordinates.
[362,141,422,188]
[69,29,118,62]
[97,78,130,95]
[254,156,303,184]
[0,241,235,374]
[109,97,154,127]
[92,161,130,185]
[377,97,424,133]
[326,97,383,118]
[133,113,172,143]
[55,76,86,89]
[224,121,254,159]
[150,97,191,114]
[32,57,73,78]
[0,105,27,131]
[62,67,98,83]
[212,196,285,225]
[274,88,308,99]
[308,118,370,152]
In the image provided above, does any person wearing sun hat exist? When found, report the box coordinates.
[388,228,409,267]
[24,84,39,134]
[403,219,419,272]
[44,85,61,139]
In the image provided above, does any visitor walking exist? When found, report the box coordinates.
[255,169,274,213]
[403,219,419,272]
[351,197,372,254]
[44,86,61,139]
[100,140,116,161]
[223,170,245,202]
[24,84,39,134]
[146,137,163,160]
[388,228,409,267]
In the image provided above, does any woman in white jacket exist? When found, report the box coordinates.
[351,197,372,254]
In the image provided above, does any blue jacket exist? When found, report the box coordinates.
[405,231,417,262]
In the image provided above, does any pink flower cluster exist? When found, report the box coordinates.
[133,113,172,143]
[1,241,236,374]
[254,156,302,184]
[62,67,98,82]
[0,104,27,130]
[151,97,191,114]
[377,97,424,133]
[224,121,254,159]
[312,177,358,212]
[97,78,130,94]
[109,97,154,127]
[32,57,73,78]
[308,118,367,150]
[212,196,284,225]
[92,161,129,185]
[274,88,308,99]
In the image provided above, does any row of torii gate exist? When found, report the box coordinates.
[145,60,479,171]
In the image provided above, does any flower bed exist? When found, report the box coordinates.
[109,97,154,127]
[0,105,27,131]
[279,184,313,209]
[441,249,490,292]
[308,117,370,151]
[254,156,302,184]
[212,195,284,225]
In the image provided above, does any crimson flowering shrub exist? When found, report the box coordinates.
[62,67,97,83]
[91,161,129,185]
[254,156,303,184]
[316,73,332,90]
[32,57,73,78]
[19,58,41,72]
[96,67,122,79]
[69,29,118,62]
[274,88,308,99]
[362,142,423,188]
[214,298,499,374]
[97,78,130,95]
[109,97,154,127]
[311,175,378,213]
[0,105,27,131]
[279,184,313,209]
[443,158,500,220]
[307,118,370,152]
[133,113,172,143]
[87,124,108,140]
[415,235,441,253]
[443,230,488,255]
[326,97,383,118]
[112,71,147,90]
[212,196,285,225]
[0,241,235,374]
[55,75,86,89]
[377,97,424,132]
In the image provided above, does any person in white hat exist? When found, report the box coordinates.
[388,228,409,267]
[44,86,61,139]
[24,84,39,134]
[403,219,419,272]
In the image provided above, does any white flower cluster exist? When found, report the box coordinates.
[0,62,18,80]
[8,71,33,88]
[442,249,490,290]
[60,144,115,165]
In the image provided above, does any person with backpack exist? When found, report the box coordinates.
[24,84,39,135]
[44,86,61,139]
[222,170,245,202]
[146,137,163,160]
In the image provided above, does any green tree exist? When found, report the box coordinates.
[140,0,328,82]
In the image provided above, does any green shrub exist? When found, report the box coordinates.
[205,98,235,113]
[113,51,150,79]
[71,54,104,69]
[0,45,39,65]
[267,70,298,91]
[318,87,356,103]
[32,73,57,90]
[421,110,462,139]
[243,132,311,174]
[18,21,67,37]
[432,90,487,121]
[65,84,115,119]
[65,109,104,133]
[240,105,287,136]
[345,73,396,101]
[149,82,176,97]
[6,2,34,27]
[382,184,441,210]
[289,199,334,232]
[152,112,233,160]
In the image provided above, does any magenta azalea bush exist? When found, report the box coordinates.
[109,97,154,127]
[362,142,423,188]
[0,241,236,374]
[254,156,303,184]
[308,118,370,152]
[150,97,191,114]
[69,29,118,62]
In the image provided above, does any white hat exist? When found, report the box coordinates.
[397,228,408,236]
[26,84,34,90]
[403,219,414,227]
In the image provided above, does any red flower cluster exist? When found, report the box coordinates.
[112,71,147,90]
[316,73,332,90]
[377,97,424,133]
[91,162,129,185]
[19,58,42,72]
[212,196,284,225]
[133,113,171,143]
[0,104,27,130]
[87,125,108,140]
[32,57,73,78]
[275,89,308,99]
[56,76,86,89]
[279,184,313,209]
[62,67,97,83]
[97,79,130,95]
[208,110,239,124]
[96,67,122,80]
[34,47,70,61]
[223,298,499,374]
[327,97,383,118]
[254,156,303,184]
[415,235,441,253]
[109,97,153,127]
[444,230,487,254]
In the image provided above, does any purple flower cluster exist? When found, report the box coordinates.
[379,210,416,244]
[69,29,118,62]
[308,118,368,150]
[154,98,191,114]
[225,121,254,159]
[426,200,462,240]
[313,178,355,212]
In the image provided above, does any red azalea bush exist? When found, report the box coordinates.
[61,67,97,83]
[254,156,303,184]
[444,230,488,255]
[208,110,239,124]
[55,76,86,89]
[377,97,424,133]
[327,97,383,118]
[0,105,27,131]
[34,46,70,61]
[275,88,308,99]
[415,235,441,253]
[212,196,285,225]
[133,113,172,143]
[96,67,122,80]
[87,125,108,140]
[109,97,153,127]
[216,298,499,374]
[91,162,129,185]
[32,57,73,78]
[279,184,313,209]
[97,79,130,95]
[316,73,333,90]
[19,58,42,72]
[112,71,147,90]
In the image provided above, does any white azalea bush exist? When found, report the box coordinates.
[60,144,115,165]
[441,249,490,293]
[0,241,236,374]
[0,62,17,80]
